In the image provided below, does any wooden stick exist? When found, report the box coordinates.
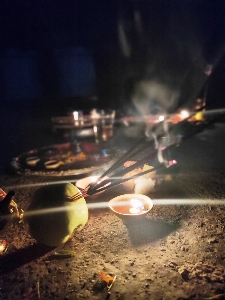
[36,281,40,299]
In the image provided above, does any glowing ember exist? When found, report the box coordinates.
[180,109,189,119]
[168,159,177,166]
[0,188,6,201]
[158,115,165,121]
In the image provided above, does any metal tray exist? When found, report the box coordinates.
[11,142,119,177]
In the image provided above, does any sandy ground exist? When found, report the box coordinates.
[0,120,225,300]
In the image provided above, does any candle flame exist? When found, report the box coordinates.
[93,125,98,133]
[130,198,143,209]
[73,111,79,121]
[129,198,144,214]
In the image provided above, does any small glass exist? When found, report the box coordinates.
[91,109,115,142]
[100,109,115,142]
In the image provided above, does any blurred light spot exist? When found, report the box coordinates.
[180,110,189,119]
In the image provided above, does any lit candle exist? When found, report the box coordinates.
[93,125,99,143]
[73,111,83,127]
[73,111,79,121]
[108,194,153,220]
[129,198,144,214]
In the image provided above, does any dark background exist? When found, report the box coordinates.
[0,0,121,173]
[0,0,225,173]
[0,0,123,112]
[1,0,225,111]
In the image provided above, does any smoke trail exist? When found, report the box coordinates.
[118,1,225,115]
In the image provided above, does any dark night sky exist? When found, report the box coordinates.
[1,0,225,111]
[0,0,123,110]
[1,0,118,51]
[2,1,225,63]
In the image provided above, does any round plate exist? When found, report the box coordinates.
[11,142,119,177]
